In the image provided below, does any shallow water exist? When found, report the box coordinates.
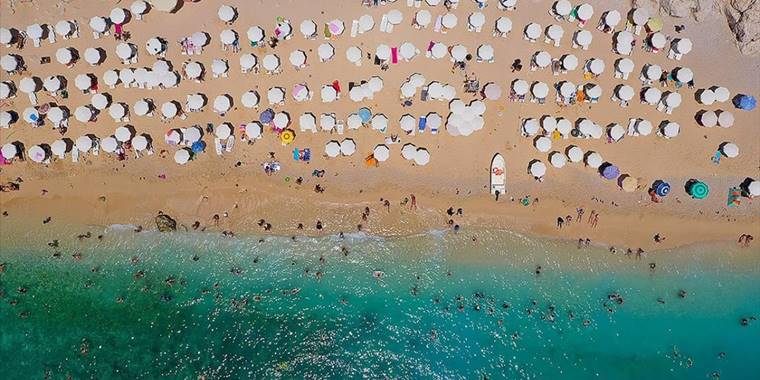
[1,229,759,379]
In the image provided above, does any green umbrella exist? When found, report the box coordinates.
[688,181,709,199]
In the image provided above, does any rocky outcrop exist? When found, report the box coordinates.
[724,0,760,55]
[155,213,177,232]
[632,0,714,19]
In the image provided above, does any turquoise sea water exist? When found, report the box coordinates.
[1,229,759,379]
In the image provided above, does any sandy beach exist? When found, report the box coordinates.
[1,0,759,252]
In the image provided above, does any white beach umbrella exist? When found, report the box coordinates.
[700,111,718,128]
[534,136,552,152]
[220,29,237,45]
[401,144,417,160]
[547,24,564,41]
[616,85,634,101]
[541,116,557,133]
[713,86,730,103]
[145,37,165,55]
[717,111,734,128]
[215,123,232,139]
[74,105,93,122]
[512,79,529,96]
[75,136,93,152]
[320,85,337,103]
[574,30,592,47]
[165,129,182,144]
[415,10,432,27]
[721,143,739,158]
[660,122,680,138]
[371,114,389,131]
[132,135,148,151]
[289,50,307,67]
[631,8,650,25]
[211,59,228,76]
[299,113,317,132]
[325,141,340,158]
[616,58,634,74]
[400,42,418,61]
[368,76,383,93]
[587,58,605,75]
[54,20,73,37]
[49,140,66,156]
[585,152,603,168]
[245,122,262,139]
[643,64,662,81]
[496,17,512,34]
[399,114,415,132]
[109,103,127,120]
[316,44,335,62]
[213,95,232,113]
[55,47,75,65]
[430,42,448,59]
[414,149,430,166]
[1,143,17,158]
[267,87,285,105]
[554,0,572,16]
[650,32,667,49]
[698,89,716,105]
[22,107,39,124]
[560,54,578,70]
[531,82,549,99]
[247,26,265,44]
[186,94,205,111]
[218,5,236,22]
[110,8,128,24]
[320,114,336,131]
[529,161,547,178]
[183,61,202,80]
[585,84,602,99]
[101,70,119,88]
[101,137,118,153]
[239,54,257,72]
[89,16,108,33]
[47,107,65,124]
[191,31,208,47]
[748,181,760,196]
[577,3,594,21]
[483,82,502,100]
[184,126,201,143]
[115,126,133,142]
[663,92,682,108]
[151,59,170,74]
[273,112,289,129]
[567,146,583,162]
[346,46,362,64]
[557,118,572,136]
[674,67,693,83]
[174,149,190,165]
[636,120,653,136]
[19,77,38,94]
[84,48,103,65]
[131,1,149,18]
[134,99,151,116]
[477,44,494,61]
[643,87,661,104]
[373,145,390,162]
[0,82,12,99]
[375,44,391,61]
[0,28,13,45]
[340,139,356,156]
[441,13,457,29]
[116,43,136,61]
[673,38,693,54]
[559,81,575,99]
[548,152,566,169]
[522,118,540,136]
[469,12,485,29]
[608,124,625,141]
[300,20,317,38]
[263,54,280,73]
[1,54,19,72]
[347,113,362,130]
[533,51,551,68]
[91,93,110,110]
[525,23,541,40]
[161,101,178,119]
[603,10,622,27]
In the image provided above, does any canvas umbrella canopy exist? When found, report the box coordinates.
[120,68,137,86]
[558,81,576,98]
[717,111,734,128]
[367,76,383,93]
[560,54,578,70]
[585,84,602,99]
[603,10,621,27]
[375,44,391,61]
[289,50,307,67]
[1,142,17,159]
[534,136,552,152]
[245,122,262,139]
[1,54,20,72]
[608,124,625,141]
[574,30,592,47]
[320,114,336,131]
[371,114,389,131]
[652,180,671,197]
[91,93,110,110]
[22,107,39,124]
[616,58,634,74]
[522,118,540,136]
[554,0,572,16]
[549,152,567,168]
[346,46,362,64]
[54,20,74,37]
[174,148,190,164]
[529,161,547,178]
[349,86,366,102]
[220,29,237,45]
[74,105,94,122]
[698,89,715,105]
[160,101,179,118]
[246,26,265,44]
[713,86,730,102]
[184,126,201,143]
[342,113,360,130]
[531,82,549,99]
[262,54,279,72]
[109,8,128,24]
[512,79,529,95]
[674,67,693,83]
[321,85,337,103]
[109,103,127,120]
[115,126,133,142]
[649,32,667,49]
[720,142,739,158]
[700,111,718,127]
[373,144,390,162]
[267,87,285,104]
[276,22,292,39]
[340,139,356,156]
[131,1,149,16]
[400,42,417,60]
[260,109,274,123]
[213,95,231,113]
[401,144,416,160]
[585,152,603,168]
[116,43,137,61]
[426,0,441,5]
[643,87,661,104]
[431,42,448,59]
[532,51,551,68]
[89,16,108,33]
[525,23,541,40]
[103,70,120,87]
[211,59,228,76]
[55,47,76,65]
[131,134,149,151]
[300,19,317,38]
[218,5,236,22]
[673,38,693,54]
[214,123,232,139]
[0,28,13,45]
[428,82,444,99]
[567,146,584,162]
[239,54,257,71]
[483,83,502,100]
[273,112,290,129]
[161,72,179,88]
[746,180,760,196]
[399,114,415,132]
[28,145,48,163]
[631,8,649,25]
[0,81,14,99]
[415,10,432,27]
[292,84,309,102]
[441,13,457,29]
[616,85,634,101]
[636,119,653,136]
[495,17,512,34]
[325,141,340,158]
[0,111,11,127]
[587,58,605,75]
[184,61,203,79]
[164,128,182,144]
[600,164,620,179]
[296,113,315,132]
[578,119,596,136]
[469,12,485,29]
[553,118,570,136]
[619,175,638,192]
[663,92,682,108]
[75,135,93,152]
[51,140,67,156]
[19,77,39,93]
[355,15,373,33]
[643,64,662,81]
[100,136,118,153]
[133,99,151,116]
[328,19,345,35]
[414,149,430,166]
[660,121,680,137]
[541,116,557,133]
[687,180,709,199]
[145,37,165,55]
[545,25,563,43]
[477,44,494,61]
[576,3,594,20]
[47,106,66,124]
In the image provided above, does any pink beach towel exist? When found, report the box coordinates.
[114,24,123,35]
[391,47,398,64]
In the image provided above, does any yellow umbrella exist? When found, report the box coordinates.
[646,17,663,33]
[620,175,638,192]
[280,129,295,145]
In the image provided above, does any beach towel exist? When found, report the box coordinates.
[114,24,123,36]
[727,187,742,207]
[303,148,311,161]
[332,80,341,93]
[214,138,223,155]
[351,20,359,37]
[391,47,398,64]
[293,148,300,160]
[418,116,427,133]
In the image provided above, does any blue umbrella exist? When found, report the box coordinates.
[600,164,620,180]
[733,94,756,111]
[358,107,372,123]
[191,140,205,153]
[653,180,671,197]
[260,108,274,123]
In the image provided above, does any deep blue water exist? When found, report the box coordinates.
[1,229,759,379]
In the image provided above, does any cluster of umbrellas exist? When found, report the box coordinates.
[401,143,430,166]
[349,77,383,102]
[446,99,486,136]
[400,73,426,99]
[324,139,356,158]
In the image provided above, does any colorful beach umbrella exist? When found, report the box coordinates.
[600,164,619,180]
[733,94,756,111]
[358,108,372,123]
[687,180,709,199]
[653,180,671,197]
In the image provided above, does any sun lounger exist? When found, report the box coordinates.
[214,138,223,155]
[380,15,389,33]
[92,140,100,156]
[434,16,443,33]
[71,147,79,162]
[225,136,234,152]
[337,120,344,135]
[391,47,398,64]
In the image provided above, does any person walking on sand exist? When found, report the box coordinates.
[576,208,584,223]
[384,199,391,212]
[588,210,596,224]
[557,217,564,229]
[410,194,417,210]
[591,214,599,228]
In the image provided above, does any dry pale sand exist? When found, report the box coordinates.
[0,0,758,252]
